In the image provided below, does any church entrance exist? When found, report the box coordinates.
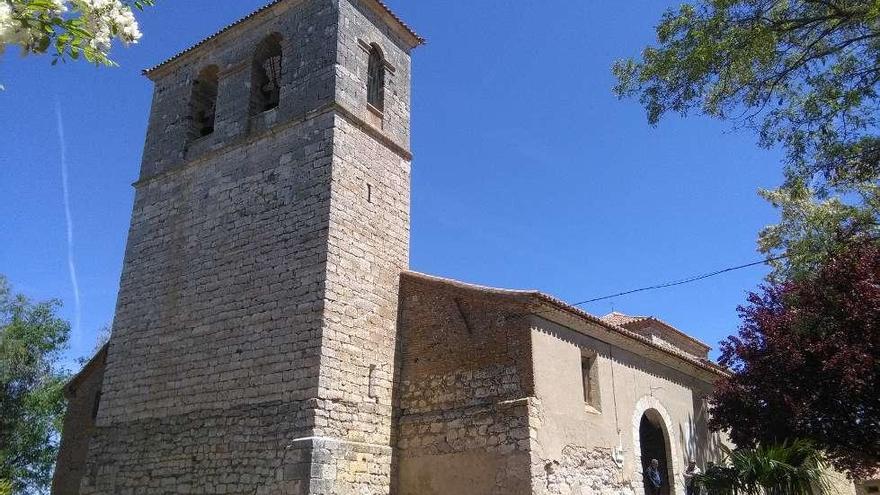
[640,410,673,495]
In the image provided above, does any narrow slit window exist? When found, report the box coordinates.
[368,364,378,400]
[189,65,219,139]
[251,34,283,115]
[367,45,385,111]
[92,390,102,420]
[581,351,601,411]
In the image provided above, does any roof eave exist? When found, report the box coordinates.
[401,271,728,379]
[142,0,424,79]
[65,343,109,395]
[530,295,728,378]
[641,317,713,352]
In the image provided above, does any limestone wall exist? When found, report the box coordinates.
[73,0,419,492]
[336,0,413,150]
[81,103,337,494]
[140,0,340,179]
[394,274,535,495]
[304,112,411,493]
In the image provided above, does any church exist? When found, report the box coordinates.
[51,1,732,493]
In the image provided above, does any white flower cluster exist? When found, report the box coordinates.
[0,0,142,56]
[0,3,13,47]
[75,0,142,52]
[0,1,37,51]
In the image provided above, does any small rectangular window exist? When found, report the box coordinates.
[368,364,378,400]
[581,350,601,412]
[92,390,102,420]
[581,357,593,403]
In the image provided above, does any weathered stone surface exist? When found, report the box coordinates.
[63,0,418,493]
[51,2,798,495]
[52,348,107,495]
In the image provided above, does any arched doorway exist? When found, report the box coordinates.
[639,409,674,495]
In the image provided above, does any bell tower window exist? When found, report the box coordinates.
[251,33,283,115]
[367,44,385,111]
[189,65,219,139]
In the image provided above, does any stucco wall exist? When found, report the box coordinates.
[528,315,726,495]
[825,470,857,495]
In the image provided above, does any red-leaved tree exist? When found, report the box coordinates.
[710,241,880,478]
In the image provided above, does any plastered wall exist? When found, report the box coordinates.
[528,315,726,495]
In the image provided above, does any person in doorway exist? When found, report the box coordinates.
[684,459,702,495]
[645,458,662,495]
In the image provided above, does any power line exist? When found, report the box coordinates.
[568,254,789,307]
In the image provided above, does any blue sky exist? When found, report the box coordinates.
[0,0,783,366]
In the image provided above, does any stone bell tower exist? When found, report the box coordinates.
[79,0,422,493]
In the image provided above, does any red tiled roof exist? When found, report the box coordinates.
[601,311,648,327]
[370,0,424,43]
[143,0,424,76]
[602,311,712,351]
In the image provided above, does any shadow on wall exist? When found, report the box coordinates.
[680,394,725,470]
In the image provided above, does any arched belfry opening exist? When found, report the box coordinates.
[367,43,385,111]
[640,409,674,495]
[250,33,283,115]
[189,65,219,139]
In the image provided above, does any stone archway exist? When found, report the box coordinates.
[632,396,683,495]
[640,410,673,495]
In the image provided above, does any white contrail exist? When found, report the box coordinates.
[55,101,82,340]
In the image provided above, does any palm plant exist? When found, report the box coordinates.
[697,440,830,495]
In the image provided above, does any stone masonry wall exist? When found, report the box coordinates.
[294,0,417,490]
[52,348,106,495]
[82,101,337,493]
[299,112,412,494]
[528,398,636,495]
[336,0,413,150]
[140,0,339,179]
[394,274,535,495]
[77,0,420,493]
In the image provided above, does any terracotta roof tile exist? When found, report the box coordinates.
[601,311,648,327]
[603,311,712,351]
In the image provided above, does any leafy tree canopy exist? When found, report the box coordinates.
[0,276,70,494]
[614,0,880,278]
[710,241,880,478]
[0,0,154,67]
